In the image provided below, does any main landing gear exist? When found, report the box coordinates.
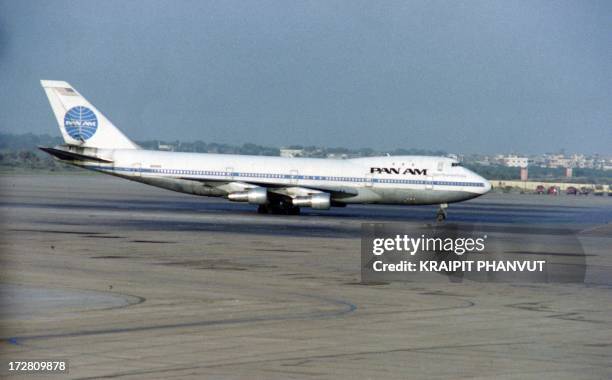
[436,203,448,222]
[257,201,301,215]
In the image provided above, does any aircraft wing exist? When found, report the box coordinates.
[179,177,358,199]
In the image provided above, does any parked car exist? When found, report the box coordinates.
[566,186,578,195]
[579,187,592,195]
[594,185,605,196]
[547,186,559,195]
[535,185,546,194]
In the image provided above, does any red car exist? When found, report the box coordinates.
[547,186,559,195]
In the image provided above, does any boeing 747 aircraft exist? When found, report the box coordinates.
[39,80,491,221]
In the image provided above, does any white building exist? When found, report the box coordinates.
[496,155,528,168]
[280,148,303,158]
[545,154,570,168]
[326,153,348,160]
[544,154,591,169]
[158,143,175,151]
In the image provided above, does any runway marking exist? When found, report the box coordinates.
[505,302,607,324]
[130,240,177,244]
[579,224,612,236]
[2,294,356,345]
[8,228,103,235]
[71,341,530,380]
[90,255,129,259]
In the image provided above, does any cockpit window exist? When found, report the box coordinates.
[451,162,462,167]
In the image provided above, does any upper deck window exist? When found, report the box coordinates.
[451,162,462,167]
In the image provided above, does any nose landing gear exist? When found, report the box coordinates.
[436,203,448,222]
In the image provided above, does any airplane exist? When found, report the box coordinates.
[39,80,491,221]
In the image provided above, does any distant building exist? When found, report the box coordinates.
[326,153,348,160]
[496,154,528,168]
[280,148,303,158]
[545,154,570,168]
[542,153,598,169]
[158,143,175,151]
[472,156,493,166]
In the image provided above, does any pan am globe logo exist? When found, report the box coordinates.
[64,106,98,141]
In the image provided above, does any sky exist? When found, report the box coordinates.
[0,0,611,154]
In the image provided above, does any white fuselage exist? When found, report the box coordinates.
[80,149,491,206]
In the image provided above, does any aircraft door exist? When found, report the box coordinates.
[290,170,299,185]
[364,174,373,188]
[226,167,234,181]
[131,162,141,177]
[426,176,434,190]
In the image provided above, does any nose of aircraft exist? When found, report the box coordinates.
[482,178,492,194]
[466,167,491,195]
[462,167,491,196]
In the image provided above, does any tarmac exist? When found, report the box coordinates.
[1,173,611,379]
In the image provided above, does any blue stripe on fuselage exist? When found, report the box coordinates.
[82,165,485,188]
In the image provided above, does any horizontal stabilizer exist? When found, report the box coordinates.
[38,146,113,163]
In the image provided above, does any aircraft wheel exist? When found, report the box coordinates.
[264,201,300,215]
[266,202,287,215]
[436,203,448,222]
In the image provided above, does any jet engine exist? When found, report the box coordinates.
[291,193,331,210]
[227,187,268,205]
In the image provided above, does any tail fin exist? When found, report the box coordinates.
[40,80,139,150]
